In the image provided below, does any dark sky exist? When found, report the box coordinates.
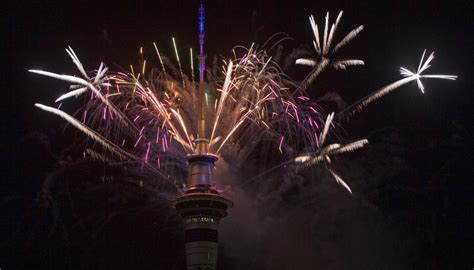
[2,0,473,269]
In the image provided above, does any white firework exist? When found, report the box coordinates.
[295,113,369,193]
[29,47,137,133]
[295,11,365,93]
[399,49,457,93]
[30,47,111,103]
[340,50,458,117]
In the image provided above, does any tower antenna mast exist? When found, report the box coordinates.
[196,1,208,153]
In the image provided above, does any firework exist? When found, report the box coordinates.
[295,113,369,193]
[30,11,456,193]
[295,11,365,94]
[338,49,458,118]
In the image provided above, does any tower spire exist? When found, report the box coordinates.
[196,1,208,154]
[198,1,205,82]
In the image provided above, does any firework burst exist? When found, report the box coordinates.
[295,113,369,193]
[338,49,458,118]
[30,10,456,193]
[295,11,365,94]
[31,45,326,185]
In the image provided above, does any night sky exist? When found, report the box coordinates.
[3,0,473,269]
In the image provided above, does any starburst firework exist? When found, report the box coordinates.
[339,49,458,118]
[295,11,365,94]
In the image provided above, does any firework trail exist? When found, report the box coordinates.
[30,11,456,193]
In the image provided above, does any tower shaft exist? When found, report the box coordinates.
[197,2,207,148]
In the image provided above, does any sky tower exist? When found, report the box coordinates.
[173,2,233,269]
